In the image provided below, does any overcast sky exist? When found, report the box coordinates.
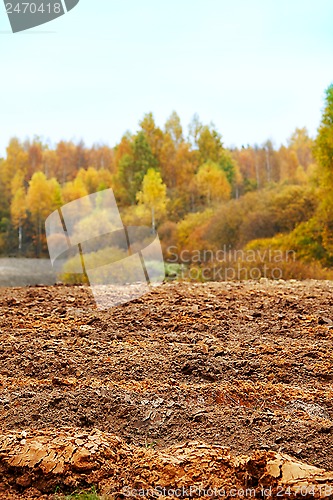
[1,0,333,155]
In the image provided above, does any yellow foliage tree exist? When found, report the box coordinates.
[0,138,29,213]
[76,167,112,194]
[177,209,214,253]
[195,161,231,206]
[62,178,89,204]
[27,172,62,256]
[137,169,168,233]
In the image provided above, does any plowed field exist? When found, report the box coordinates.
[0,280,333,498]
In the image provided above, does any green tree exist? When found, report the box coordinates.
[314,84,333,256]
[117,131,158,204]
[219,150,237,187]
[197,125,224,164]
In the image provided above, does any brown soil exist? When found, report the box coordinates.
[0,280,333,498]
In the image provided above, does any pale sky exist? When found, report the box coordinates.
[1,0,333,156]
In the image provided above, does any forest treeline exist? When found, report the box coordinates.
[0,85,333,280]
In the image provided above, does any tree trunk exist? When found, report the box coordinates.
[18,223,22,254]
[37,214,42,257]
[151,206,156,235]
[266,148,271,183]
[255,149,260,188]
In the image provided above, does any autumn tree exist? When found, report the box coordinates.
[263,140,280,183]
[62,177,88,204]
[0,107,325,267]
[278,146,299,183]
[113,133,132,172]
[159,132,177,188]
[197,125,224,165]
[76,167,112,194]
[231,146,258,192]
[56,141,78,184]
[74,140,88,171]
[42,148,60,179]
[159,135,197,188]
[189,116,238,192]
[139,113,164,159]
[117,131,158,205]
[0,138,29,206]
[137,169,168,233]
[26,172,62,256]
[288,127,314,170]
[177,209,214,254]
[165,111,184,146]
[189,116,226,165]
[87,144,114,172]
[195,161,231,207]
[24,137,45,179]
[188,114,202,147]
[10,172,27,252]
[159,117,197,218]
